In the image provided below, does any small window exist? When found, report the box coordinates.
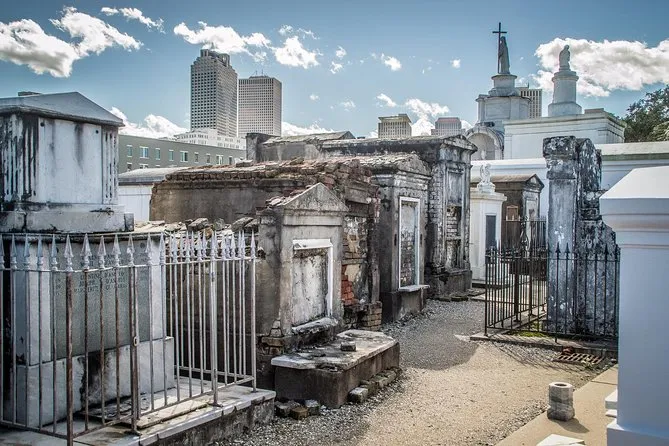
[206,153,211,163]
[216,155,223,165]
[155,148,161,160]
[139,163,149,169]
[169,150,175,161]
[228,156,233,165]
[140,146,149,159]
[180,151,188,162]
[126,163,132,170]
[126,145,133,157]
[194,152,199,163]
[506,206,519,221]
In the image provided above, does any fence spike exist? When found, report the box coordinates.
[23,234,31,268]
[250,231,256,260]
[127,234,135,266]
[82,233,91,270]
[98,235,107,269]
[112,234,121,268]
[555,242,561,255]
[145,233,153,265]
[184,232,191,261]
[239,231,246,258]
[64,235,74,272]
[36,236,44,270]
[210,231,218,259]
[159,232,166,265]
[231,232,237,259]
[169,234,178,261]
[10,235,17,270]
[196,232,204,262]
[50,234,58,271]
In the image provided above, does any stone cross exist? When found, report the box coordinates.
[492,22,507,73]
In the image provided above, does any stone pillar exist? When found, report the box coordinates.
[601,166,669,446]
[543,136,579,330]
[548,67,582,117]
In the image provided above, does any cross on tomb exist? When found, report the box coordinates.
[492,22,507,73]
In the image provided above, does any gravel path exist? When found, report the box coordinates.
[219,300,607,446]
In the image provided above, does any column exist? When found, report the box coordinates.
[602,166,669,446]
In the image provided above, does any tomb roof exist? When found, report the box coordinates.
[598,141,669,160]
[119,167,190,185]
[263,131,355,144]
[0,92,124,127]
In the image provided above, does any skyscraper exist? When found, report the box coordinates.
[431,117,463,137]
[518,86,543,119]
[378,114,412,138]
[238,75,282,137]
[190,49,238,137]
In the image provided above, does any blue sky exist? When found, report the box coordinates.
[1,0,668,137]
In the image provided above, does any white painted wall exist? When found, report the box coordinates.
[601,166,669,446]
[119,185,153,222]
[503,112,624,160]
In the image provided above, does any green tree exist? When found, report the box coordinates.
[623,85,669,142]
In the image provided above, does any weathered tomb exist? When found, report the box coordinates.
[0,92,171,427]
[247,133,477,298]
[544,136,619,337]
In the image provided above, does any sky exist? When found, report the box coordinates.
[1,0,668,138]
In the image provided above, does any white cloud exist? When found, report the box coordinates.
[534,37,669,97]
[335,46,347,59]
[309,93,319,101]
[381,53,401,71]
[330,61,343,74]
[339,100,356,111]
[405,98,449,119]
[174,22,270,62]
[451,59,461,68]
[411,118,434,136]
[101,7,164,32]
[50,7,142,56]
[110,107,186,139]
[278,25,293,36]
[278,24,317,39]
[376,93,397,107]
[0,7,141,77]
[0,19,80,77]
[461,120,473,130]
[274,36,319,68]
[282,121,334,136]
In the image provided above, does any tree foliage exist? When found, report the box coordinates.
[623,85,669,142]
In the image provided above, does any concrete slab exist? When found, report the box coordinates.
[497,366,618,446]
[605,389,618,410]
[271,329,397,371]
[537,434,585,445]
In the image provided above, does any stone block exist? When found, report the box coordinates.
[275,400,300,418]
[289,405,309,420]
[304,399,320,416]
[360,379,378,396]
[547,382,575,421]
[348,387,369,403]
[340,340,357,352]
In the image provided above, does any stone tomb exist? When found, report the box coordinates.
[4,232,173,428]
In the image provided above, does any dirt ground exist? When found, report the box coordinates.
[221,300,607,446]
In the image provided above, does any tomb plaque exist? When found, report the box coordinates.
[400,199,419,287]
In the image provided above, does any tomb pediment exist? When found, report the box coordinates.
[278,183,349,213]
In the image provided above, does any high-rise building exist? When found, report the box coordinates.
[518,86,543,119]
[238,75,282,137]
[378,114,412,138]
[190,49,238,137]
[431,117,463,137]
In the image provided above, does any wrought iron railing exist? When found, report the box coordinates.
[485,244,619,341]
[0,231,257,444]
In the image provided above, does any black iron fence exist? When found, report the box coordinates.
[502,218,547,251]
[485,244,619,341]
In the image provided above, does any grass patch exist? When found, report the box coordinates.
[509,330,551,338]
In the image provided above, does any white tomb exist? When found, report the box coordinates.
[469,164,506,281]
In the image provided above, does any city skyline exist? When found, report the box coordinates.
[0,0,667,138]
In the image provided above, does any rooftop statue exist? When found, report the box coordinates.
[499,36,510,74]
[559,45,571,71]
